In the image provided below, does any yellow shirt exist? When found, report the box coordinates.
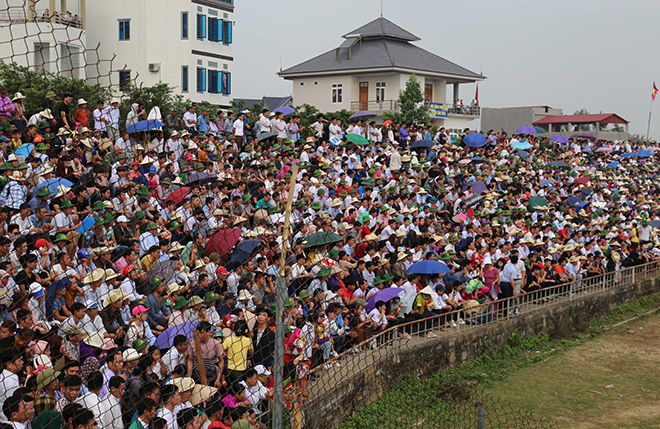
[223,336,252,371]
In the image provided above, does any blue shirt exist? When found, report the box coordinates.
[197,114,209,133]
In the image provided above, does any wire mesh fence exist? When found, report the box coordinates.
[0,2,658,429]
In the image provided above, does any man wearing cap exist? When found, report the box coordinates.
[138,223,160,257]
[104,98,121,141]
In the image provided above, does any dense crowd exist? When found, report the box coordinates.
[0,86,659,429]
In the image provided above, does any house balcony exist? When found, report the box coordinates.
[350,100,399,114]
[447,105,480,118]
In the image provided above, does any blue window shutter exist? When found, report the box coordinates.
[119,22,124,40]
[202,16,206,38]
[202,68,206,91]
[182,66,188,92]
[125,21,130,39]
[182,12,188,38]
[226,21,232,43]
[226,72,231,94]
[218,20,223,42]
[210,18,217,41]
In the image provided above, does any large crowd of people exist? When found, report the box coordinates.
[0,86,659,429]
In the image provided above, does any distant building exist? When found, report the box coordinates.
[0,0,87,79]
[86,0,234,106]
[233,95,293,112]
[481,106,629,141]
[278,17,484,130]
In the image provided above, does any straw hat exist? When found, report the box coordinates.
[83,268,105,284]
[54,184,71,198]
[102,289,131,308]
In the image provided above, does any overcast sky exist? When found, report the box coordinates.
[233,0,660,138]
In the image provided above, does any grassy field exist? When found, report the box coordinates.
[484,314,660,429]
[341,294,660,429]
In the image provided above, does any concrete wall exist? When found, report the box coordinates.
[86,0,233,106]
[303,276,660,429]
[481,106,563,135]
[291,74,353,113]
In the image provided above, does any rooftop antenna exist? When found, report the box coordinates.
[280,57,282,72]
[381,0,383,17]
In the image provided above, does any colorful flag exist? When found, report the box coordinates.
[653,82,658,101]
[475,83,479,104]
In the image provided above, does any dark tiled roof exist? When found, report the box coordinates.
[342,17,420,41]
[279,38,482,79]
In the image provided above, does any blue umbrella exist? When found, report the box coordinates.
[606,161,619,168]
[125,119,164,134]
[511,141,532,150]
[463,133,487,148]
[461,181,487,194]
[227,239,261,267]
[576,202,590,211]
[37,178,74,195]
[365,287,404,312]
[580,189,592,199]
[540,179,554,188]
[621,152,637,158]
[411,139,434,148]
[75,217,96,233]
[550,135,569,144]
[273,106,295,116]
[154,321,199,349]
[406,260,452,275]
[14,143,34,159]
[470,157,487,164]
[349,110,377,121]
[567,196,580,207]
[516,126,536,134]
[515,150,529,157]
[638,150,652,158]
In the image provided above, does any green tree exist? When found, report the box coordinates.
[611,124,624,132]
[0,61,111,116]
[383,74,428,126]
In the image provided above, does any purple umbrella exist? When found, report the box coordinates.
[516,126,536,134]
[366,287,404,312]
[461,181,487,194]
[349,110,377,121]
[550,135,569,144]
[273,106,295,116]
[154,321,199,349]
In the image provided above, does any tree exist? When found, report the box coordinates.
[611,124,624,132]
[383,74,428,126]
[0,61,111,117]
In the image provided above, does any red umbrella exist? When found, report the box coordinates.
[575,176,590,185]
[205,228,242,257]
[164,187,191,205]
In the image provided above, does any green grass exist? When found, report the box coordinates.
[340,294,660,429]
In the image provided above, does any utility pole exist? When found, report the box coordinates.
[272,164,299,429]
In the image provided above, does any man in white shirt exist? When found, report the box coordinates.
[329,118,342,140]
[233,111,246,146]
[0,349,22,411]
[93,100,107,133]
[272,112,287,144]
[162,335,188,373]
[183,105,197,131]
[258,109,272,136]
[105,98,121,142]
[76,372,106,422]
[99,375,125,429]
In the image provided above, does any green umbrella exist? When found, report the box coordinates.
[466,279,484,294]
[528,196,548,210]
[345,133,369,145]
[533,127,546,134]
[303,231,343,247]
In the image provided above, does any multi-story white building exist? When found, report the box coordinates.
[0,0,87,78]
[86,0,234,107]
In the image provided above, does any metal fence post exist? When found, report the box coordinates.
[477,405,485,429]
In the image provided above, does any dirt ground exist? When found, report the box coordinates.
[484,314,660,429]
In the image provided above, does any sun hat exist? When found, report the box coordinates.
[122,348,140,362]
[131,304,150,316]
[36,369,61,391]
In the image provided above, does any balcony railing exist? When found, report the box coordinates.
[350,100,399,113]
[448,105,481,117]
[0,10,83,28]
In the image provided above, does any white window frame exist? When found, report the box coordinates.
[376,81,386,102]
[332,83,343,104]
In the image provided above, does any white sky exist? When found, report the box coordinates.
[233,0,660,138]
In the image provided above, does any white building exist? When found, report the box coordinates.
[278,17,485,131]
[86,0,234,107]
[0,0,86,78]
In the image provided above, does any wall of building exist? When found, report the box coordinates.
[291,74,353,113]
[481,106,563,135]
[302,276,660,429]
[86,0,233,106]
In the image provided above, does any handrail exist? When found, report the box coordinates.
[298,260,660,423]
